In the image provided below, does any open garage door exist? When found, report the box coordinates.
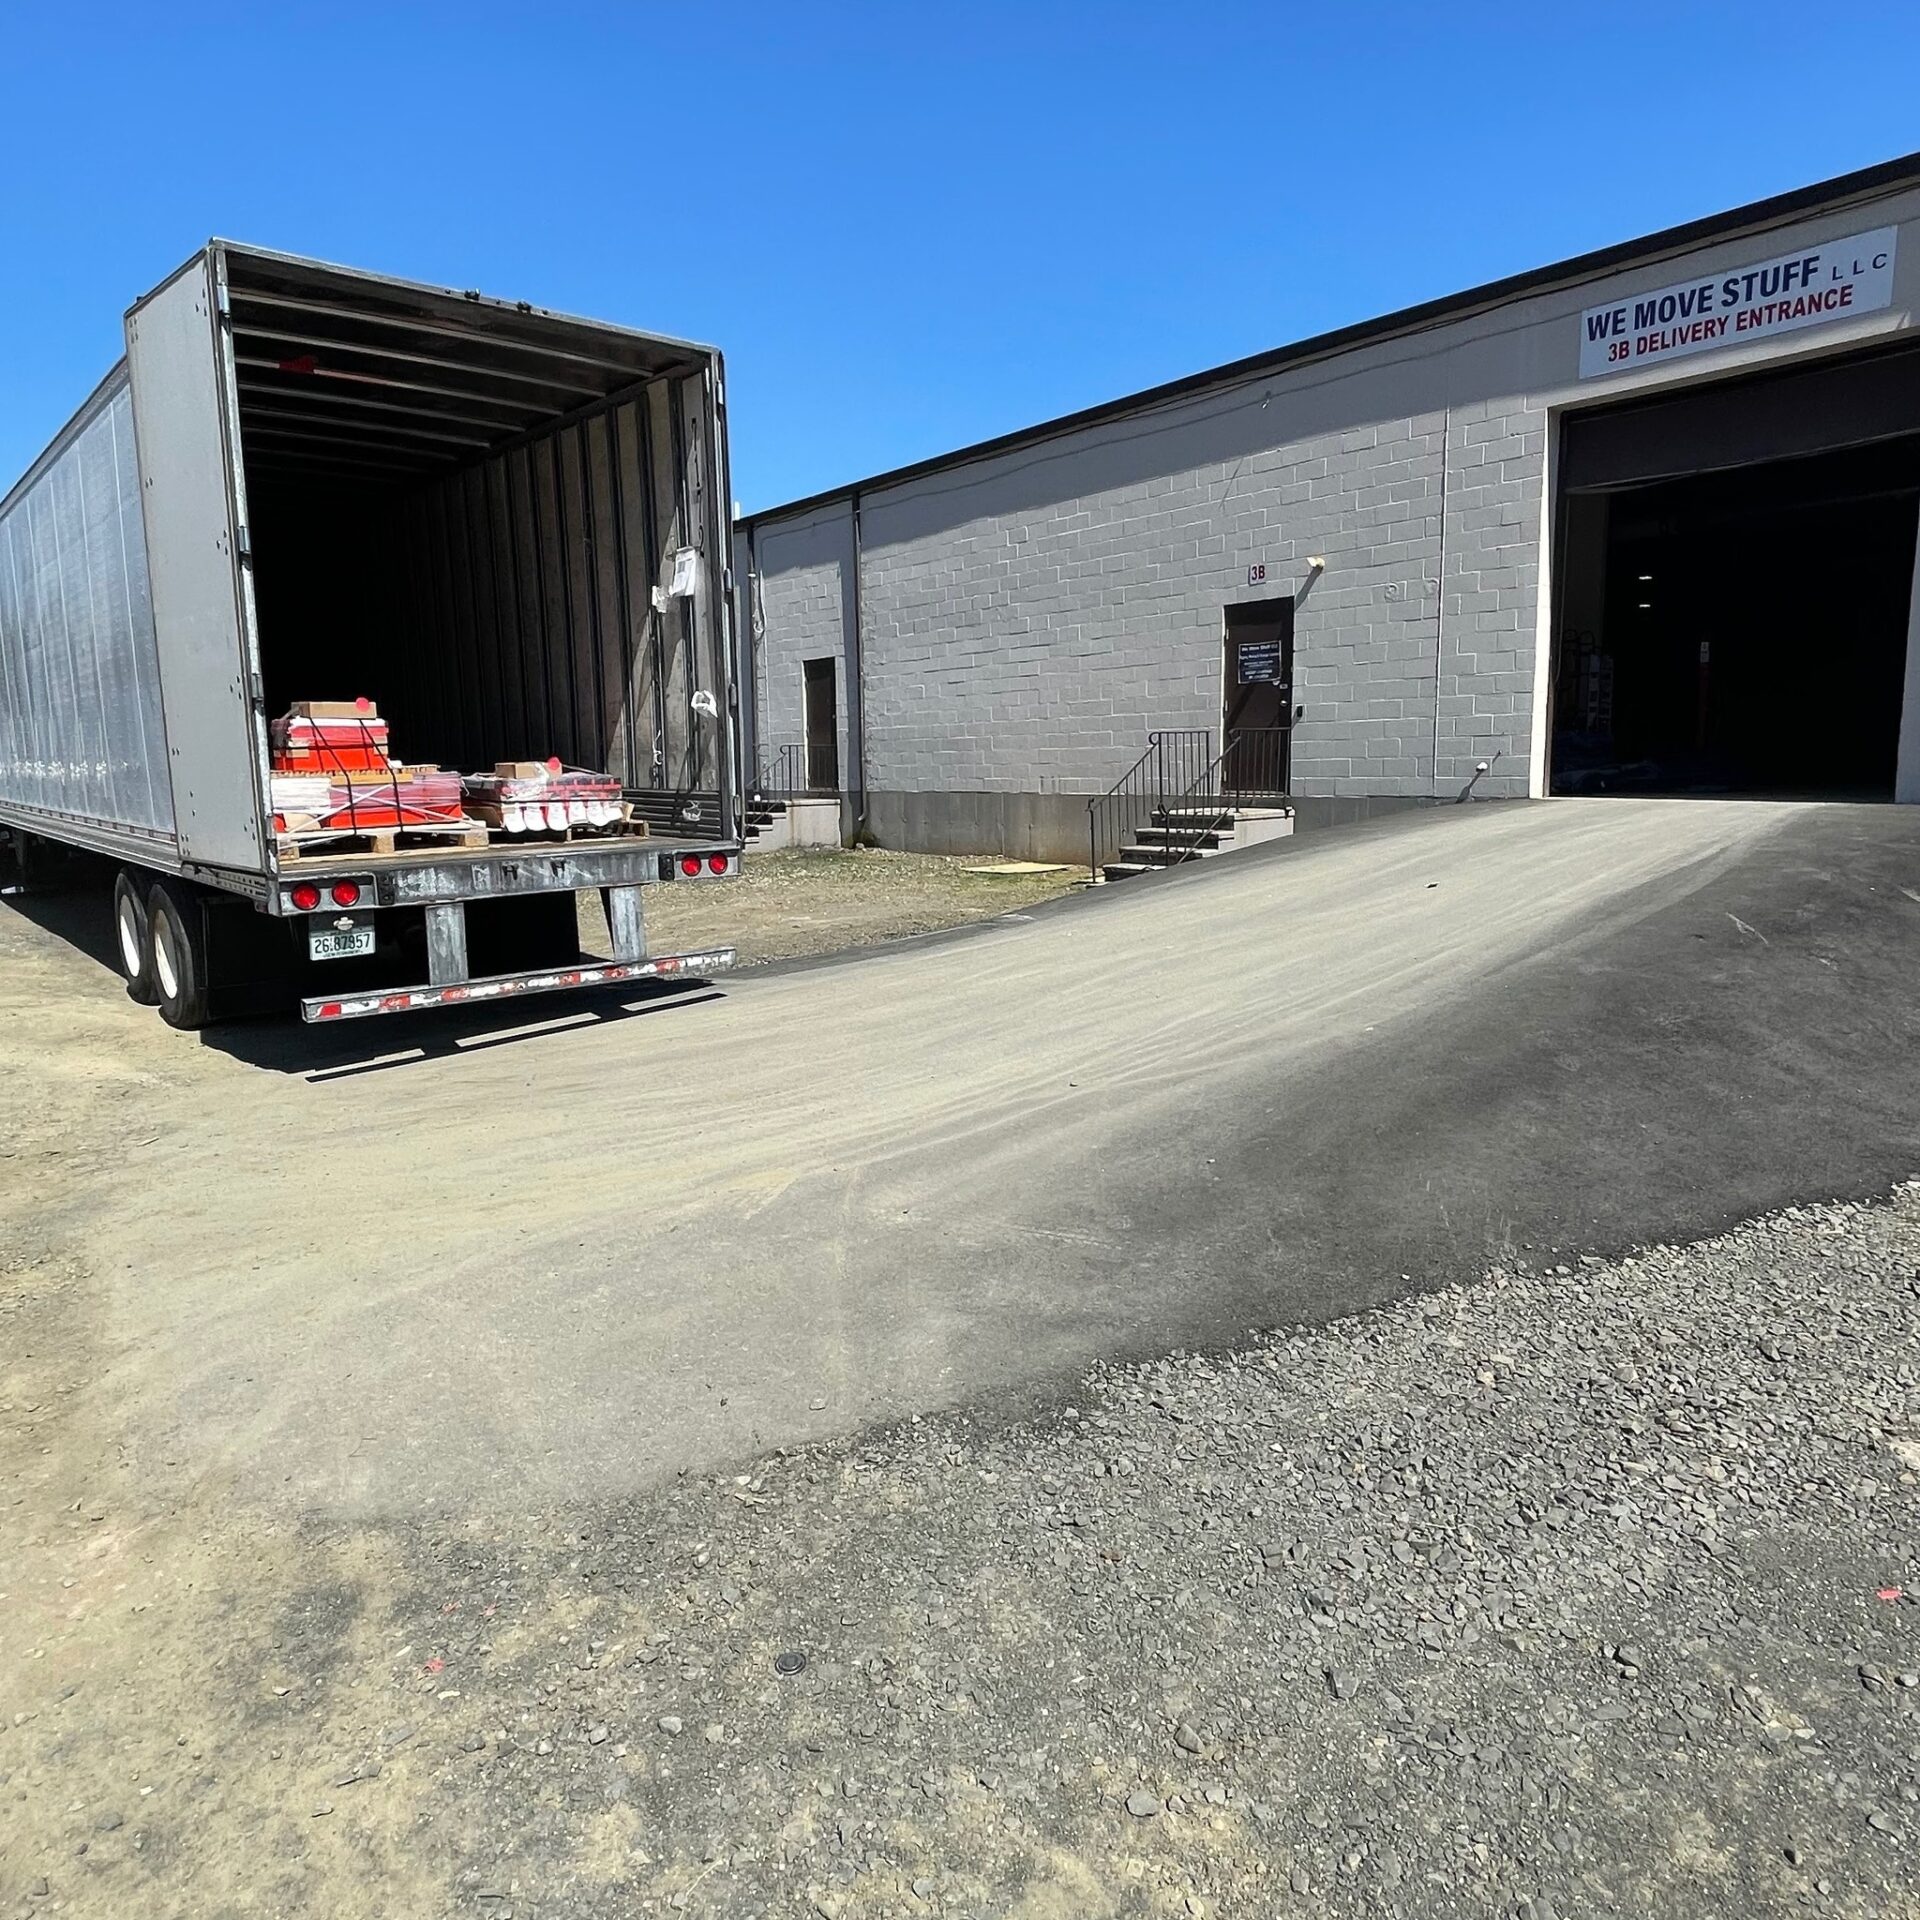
[1551,342,1920,798]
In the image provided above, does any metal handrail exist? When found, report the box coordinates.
[1156,727,1293,866]
[1087,729,1212,874]
[1220,725,1291,806]
[804,741,838,795]
[750,743,806,804]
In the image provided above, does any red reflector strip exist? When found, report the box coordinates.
[302,949,736,1021]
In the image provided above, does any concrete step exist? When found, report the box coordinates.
[1153,804,1292,826]
[1103,800,1297,880]
[1118,842,1221,868]
[1148,805,1297,855]
[1132,823,1230,850]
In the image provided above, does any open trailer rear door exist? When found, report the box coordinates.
[125,248,268,871]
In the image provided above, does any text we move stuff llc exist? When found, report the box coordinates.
[1578,226,1896,377]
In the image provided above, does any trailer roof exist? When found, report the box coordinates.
[204,240,719,364]
[739,148,1920,530]
[5,243,723,515]
[192,243,716,490]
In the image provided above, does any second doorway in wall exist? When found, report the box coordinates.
[803,657,840,794]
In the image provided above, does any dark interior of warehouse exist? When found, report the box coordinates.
[1552,347,1920,799]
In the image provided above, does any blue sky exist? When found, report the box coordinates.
[2,3,1916,511]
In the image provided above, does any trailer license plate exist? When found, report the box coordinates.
[309,925,375,962]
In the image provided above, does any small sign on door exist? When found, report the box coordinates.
[1237,639,1283,685]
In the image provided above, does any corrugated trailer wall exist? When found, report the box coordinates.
[384,374,715,789]
[0,372,175,842]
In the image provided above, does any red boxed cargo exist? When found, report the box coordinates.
[271,704,391,775]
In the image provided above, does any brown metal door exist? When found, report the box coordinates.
[803,658,839,792]
[1222,598,1293,795]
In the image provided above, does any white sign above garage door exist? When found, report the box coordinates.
[1579,225,1897,379]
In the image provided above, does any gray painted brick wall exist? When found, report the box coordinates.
[856,409,1453,797]
[1434,400,1546,796]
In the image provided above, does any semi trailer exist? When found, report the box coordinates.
[0,242,743,1027]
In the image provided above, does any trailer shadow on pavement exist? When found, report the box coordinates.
[0,871,123,979]
[0,868,731,1081]
[196,978,729,1080]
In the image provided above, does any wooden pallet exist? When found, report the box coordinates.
[279,823,491,862]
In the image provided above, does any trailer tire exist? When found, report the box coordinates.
[146,880,212,1030]
[113,869,159,1003]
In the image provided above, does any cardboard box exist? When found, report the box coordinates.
[289,699,380,720]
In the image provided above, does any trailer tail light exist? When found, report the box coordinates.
[289,881,322,912]
[663,850,739,881]
[330,881,362,908]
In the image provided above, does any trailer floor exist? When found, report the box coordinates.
[2,800,1917,1916]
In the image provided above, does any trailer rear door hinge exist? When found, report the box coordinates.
[236,523,252,562]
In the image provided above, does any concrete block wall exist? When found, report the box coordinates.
[1435,400,1547,798]
[856,404,1455,803]
[1280,414,1449,795]
[744,376,1636,826]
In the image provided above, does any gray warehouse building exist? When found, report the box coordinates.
[738,154,1920,864]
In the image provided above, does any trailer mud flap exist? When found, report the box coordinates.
[301,948,735,1022]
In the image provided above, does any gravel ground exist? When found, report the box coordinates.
[584,849,1085,967]
[434,1189,1920,1918]
[35,1184,1905,1918]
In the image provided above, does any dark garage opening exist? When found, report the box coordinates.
[1552,345,1920,798]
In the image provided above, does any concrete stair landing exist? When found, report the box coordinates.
[1102,803,1293,881]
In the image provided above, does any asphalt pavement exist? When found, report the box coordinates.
[31,797,1920,1516]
